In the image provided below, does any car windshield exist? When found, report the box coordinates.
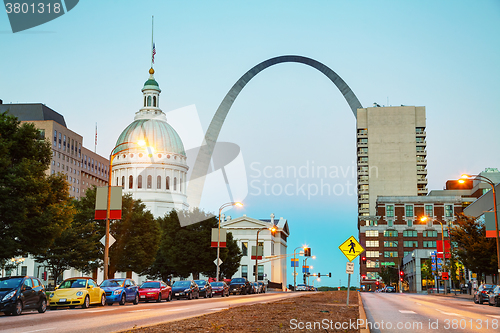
[231,278,245,284]
[101,279,124,287]
[140,282,160,289]
[194,280,205,286]
[173,281,190,287]
[59,279,87,289]
[0,277,23,290]
[211,282,223,287]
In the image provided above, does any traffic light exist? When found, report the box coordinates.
[375,281,379,288]
[399,271,404,282]
[304,247,311,257]
[329,273,331,278]
[362,275,366,280]
[318,273,321,278]
[361,256,366,265]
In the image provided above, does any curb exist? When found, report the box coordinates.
[358,292,370,333]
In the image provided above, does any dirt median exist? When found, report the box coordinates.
[126,291,360,332]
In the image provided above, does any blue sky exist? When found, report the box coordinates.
[1,0,500,287]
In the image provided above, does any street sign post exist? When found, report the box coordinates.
[339,236,364,305]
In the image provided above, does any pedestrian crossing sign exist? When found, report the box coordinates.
[339,236,364,262]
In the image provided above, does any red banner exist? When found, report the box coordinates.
[94,210,122,220]
[211,242,226,248]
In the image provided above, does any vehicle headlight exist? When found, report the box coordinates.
[2,290,16,301]
[113,290,121,295]
[49,293,54,298]
[76,291,83,296]
[184,289,191,292]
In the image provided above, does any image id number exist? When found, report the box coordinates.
[5,2,61,14]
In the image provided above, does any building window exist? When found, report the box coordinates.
[144,96,146,107]
[242,242,248,256]
[58,133,61,148]
[366,230,379,237]
[384,230,398,237]
[367,219,378,226]
[405,205,413,217]
[138,175,143,188]
[366,251,379,257]
[384,251,398,258]
[423,230,437,237]
[407,220,413,227]
[147,175,152,189]
[153,96,157,107]
[53,130,57,146]
[358,129,367,135]
[157,176,161,189]
[129,175,133,189]
[404,251,412,257]
[416,127,425,134]
[403,230,418,237]
[384,241,398,247]
[387,220,393,227]
[174,177,177,191]
[367,261,379,268]
[122,176,125,189]
[445,204,453,218]
[403,241,418,247]
[180,178,182,192]
[258,265,264,280]
[166,176,170,190]
[386,205,394,217]
[367,272,379,280]
[147,95,152,106]
[366,241,379,247]
[423,241,436,248]
[241,265,248,279]
[425,205,433,217]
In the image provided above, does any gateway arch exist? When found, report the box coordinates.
[187,55,363,211]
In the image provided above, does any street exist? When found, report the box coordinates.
[0,292,301,333]
[361,292,500,333]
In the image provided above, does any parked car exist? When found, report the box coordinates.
[138,281,172,302]
[474,284,495,304]
[385,286,396,293]
[228,278,252,295]
[296,284,308,291]
[258,282,266,293]
[49,277,106,309]
[0,276,47,316]
[210,281,229,297]
[194,280,213,298]
[487,285,500,307]
[171,280,199,300]
[100,278,139,306]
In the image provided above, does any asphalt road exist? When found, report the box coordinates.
[0,292,302,333]
[361,292,500,333]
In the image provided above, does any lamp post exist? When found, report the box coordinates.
[103,140,146,280]
[303,256,315,284]
[255,225,277,283]
[420,216,447,295]
[293,246,306,291]
[216,202,243,282]
[460,174,500,278]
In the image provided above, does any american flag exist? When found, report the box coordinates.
[152,43,156,64]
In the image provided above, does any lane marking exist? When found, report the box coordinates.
[435,309,460,316]
[128,309,151,313]
[21,328,56,333]
[86,309,116,313]
[399,310,416,314]
[208,307,228,311]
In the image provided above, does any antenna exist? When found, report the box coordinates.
[151,16,155,68]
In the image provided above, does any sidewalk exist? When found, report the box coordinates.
[426,291,474,300]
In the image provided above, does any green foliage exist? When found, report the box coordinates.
[378,266,398,285]
[451,214,498,282]
[146,209,242,281]
[0,112,70,261]
[34,186,101,283]
[108,194,160,277]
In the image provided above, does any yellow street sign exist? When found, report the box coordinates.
[339,236,365,262]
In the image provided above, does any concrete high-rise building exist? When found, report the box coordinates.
[356,105,428,222]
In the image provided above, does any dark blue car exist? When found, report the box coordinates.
[171,280,199,300]
[100,278,139,306]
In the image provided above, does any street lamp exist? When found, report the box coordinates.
[216,202,243,282]
[420,216,447,295]
[255,225,277,282]
[459,174,500,277]
[103,140,146,280]
[293,246,306,291]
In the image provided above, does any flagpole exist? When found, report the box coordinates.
[151,16,154,68]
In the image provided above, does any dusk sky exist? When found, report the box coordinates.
[2,0,499,287]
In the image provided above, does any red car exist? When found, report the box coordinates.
[210,281,229,297]
[138,281,172,302]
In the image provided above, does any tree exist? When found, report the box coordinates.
[378,266,398,286]
[0,112,70,262]
[146,209,242,281]
[450,214,498,283]
[108,194,160,278]
[421,259,434,291]
[34,186,101,283]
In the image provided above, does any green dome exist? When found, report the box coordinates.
[144,79,159,87]
[114,119,185,156]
